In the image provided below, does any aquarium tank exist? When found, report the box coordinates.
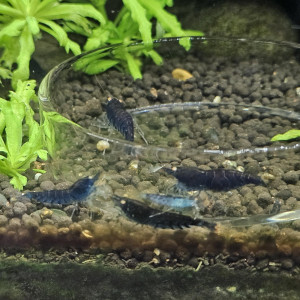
[0,0,300,299]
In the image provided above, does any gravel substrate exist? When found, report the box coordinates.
[0,39,300,270]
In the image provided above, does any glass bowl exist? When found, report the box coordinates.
[25,36,300,259]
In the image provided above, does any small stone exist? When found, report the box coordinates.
[128,160,139,171]
[252,136,268,147]
[34,173,43,181]
[0,181,11,189]
[13,201,27,217]
[86,98,102,116]
[8,217,22,230]
[256,258,269,270]
[41,209,53,219]
[126,258,138,269]
[222,160,237,168]
[0,194,8,207]
[226,286,237,293]
[3,206,14,218]
[81,229,93,239]
[120,249,132,260]
[257,192,272,208]
[22,214,39,231]
[261,173,275,181]
[276,189,292,200]
[43,219,54,225]
[143,250,154,262]
[281,258,294,270]
[0,215,8,226]
[172,68,193,81]
[187,257,200,268]
[82,83,94,92]
[2,187,21,199]
[96,140,110,152]
[213,95,221,103]
[150,257,160,266]
[283,171,299,184]
[153,248,160,256]
[40,181,55,191]
[30,211,42,224]
[51,213,72,228]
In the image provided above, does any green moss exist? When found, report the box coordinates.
[0,258,300,299]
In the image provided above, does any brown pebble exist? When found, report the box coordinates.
[175,246,190,262]
[187,257,200,268]
[120,249,132,260]
[111,240,125,251]
[13,202,27,217]
[22,214,39,231]
[58,227,70,236]
[281,258,294,270]
[0,215,8,226]
[39,225,58,237]
[172,68,193,81]
[8,217,21,230]
[142,250,154,262]
[126,258,138,269]
[69,222,82,234]
[256,258,269,270]
[18,228,30,243]
[98,241,111,251]
[81,229,93,239]
[159,250,171,262]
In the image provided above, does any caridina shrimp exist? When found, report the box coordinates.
[106,98,134,141]
[113,195,216,230]
[163,167,264,191]
[23,173,100,205]
[142,193,196,210]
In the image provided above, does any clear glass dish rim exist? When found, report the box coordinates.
[38,36,300,157]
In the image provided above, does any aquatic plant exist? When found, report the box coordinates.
[78,0,202,79]
[0,0,104,87]
[0,0,202,84]
[0,80,76,190]
[271,129,300,141]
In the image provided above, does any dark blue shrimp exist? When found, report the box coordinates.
[142,193,196,209]
[113,195,216,230]
[106,98,134,141]
[163,167,264,191]
[23,173,100,204]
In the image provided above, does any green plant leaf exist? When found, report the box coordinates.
[123,0,152,47]
[143,49,163,65]
[12,26,35,87]
[37,4,106,25]
[271,129,300,141]
[26,15,40,35]
[0,80,48,190]
[0,66,11,80]
[0,19,26,39]
[42,111,80,156]
[83,59,119,74]
[39,20,81,55]
[124,51,142,79]
[36,149,48,161]
[0,3,22,17]
[10,172,27,190]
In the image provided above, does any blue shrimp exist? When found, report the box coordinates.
[142,193,196,210]
[23,172,100,205]
[113,195,216,230]
[163,167,264,191]
[106,98,134,142]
